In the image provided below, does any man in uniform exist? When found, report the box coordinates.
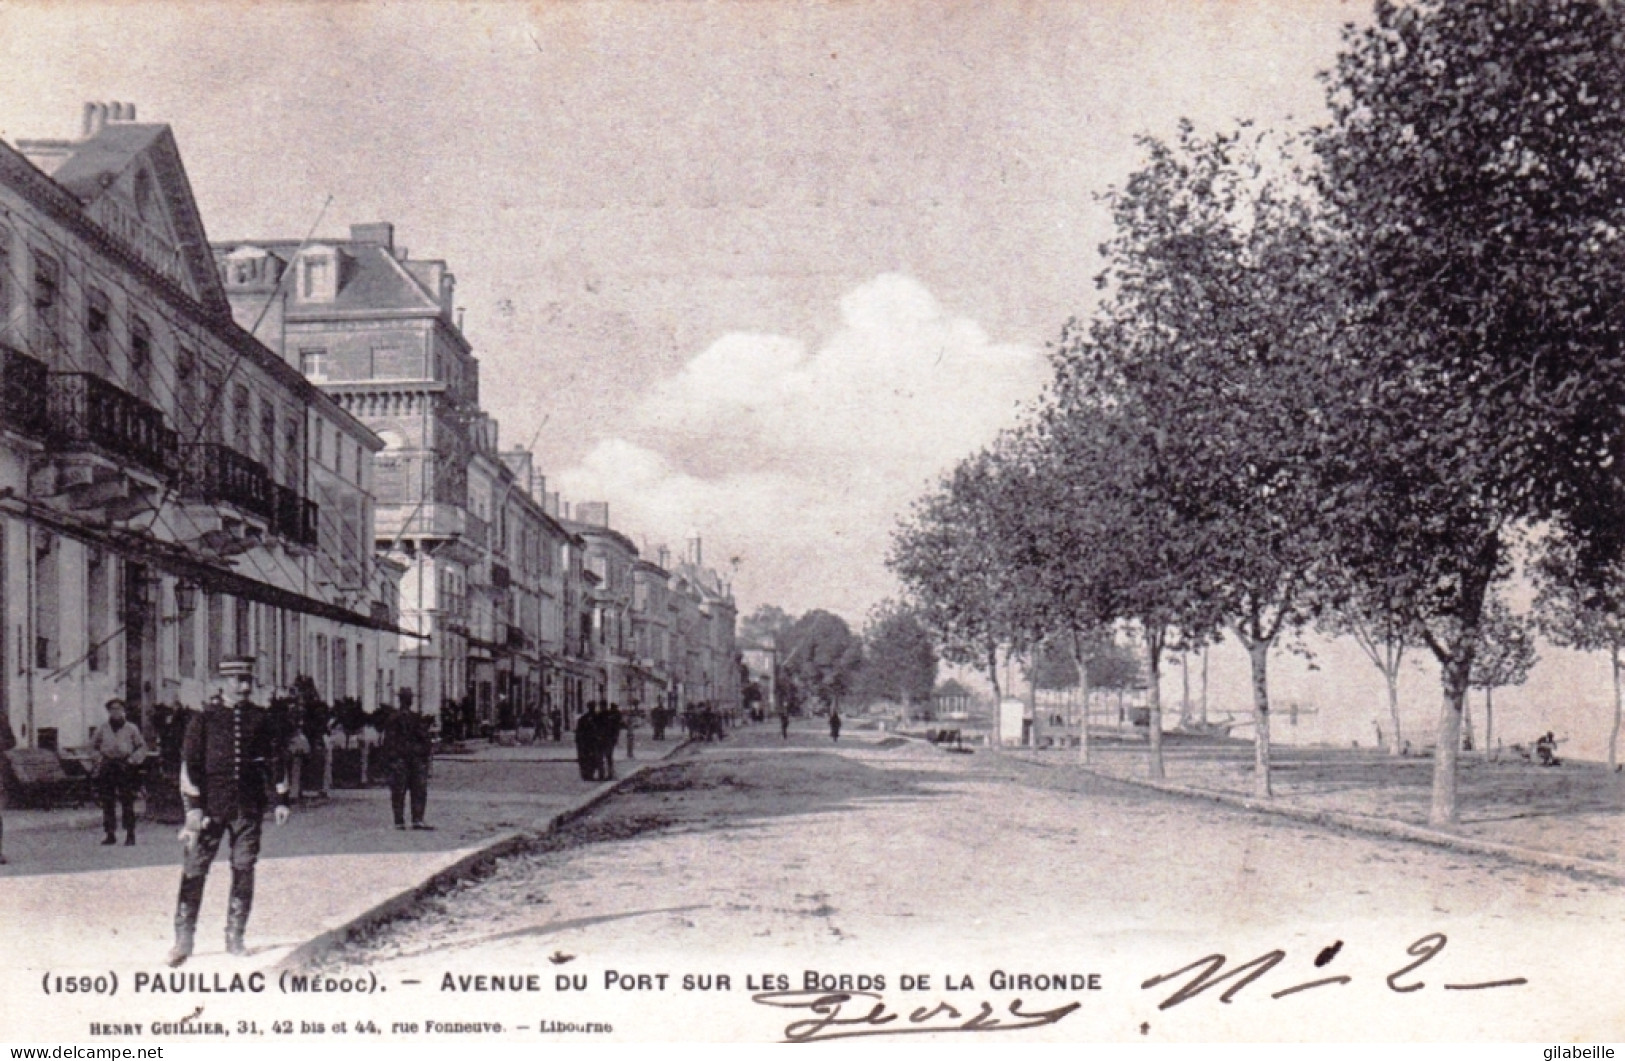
[381,688,434,830]
[167,658,291,966]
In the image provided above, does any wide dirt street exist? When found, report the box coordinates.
[320,723,1625,1042]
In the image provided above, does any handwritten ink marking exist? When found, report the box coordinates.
[751,990,1081,1043]
[1314,941,1344,967]
[1141,951,1286,1010]
[1270,975,1353,999]
[1386,932,1447,994]
[1443,979,1528,991]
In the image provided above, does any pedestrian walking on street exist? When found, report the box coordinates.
[576,703,601,781]
[624,708,637,761]
[168,657,292,967]
[90,698,147,846]
[829,710,841,742]
[381,688,435,831]
[780,710,790,740]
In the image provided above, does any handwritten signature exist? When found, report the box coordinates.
[1142,932,1527,1010]
[750,990,1082,1043]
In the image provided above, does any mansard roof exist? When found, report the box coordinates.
[212,237,448,315]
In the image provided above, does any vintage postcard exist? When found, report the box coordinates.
[0,0,1622,1049]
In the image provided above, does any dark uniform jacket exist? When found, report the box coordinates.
[180,699,289,820]
[380,710,433,768]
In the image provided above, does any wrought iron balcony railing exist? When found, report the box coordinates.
[46,372,176,479]
[179,443,274,520]
[1,344,49,438]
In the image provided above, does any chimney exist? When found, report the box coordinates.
[686,533,702,567]
[82,102,109,138]
[349,222,395,252]
[546,492,560,518]
[658,545,671,570]
[577,502,609,528]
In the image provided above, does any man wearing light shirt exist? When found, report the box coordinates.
[89,698,147,846]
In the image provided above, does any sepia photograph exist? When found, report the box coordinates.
[0,0,1622,1046]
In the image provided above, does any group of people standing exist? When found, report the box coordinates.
[574,702,626,781]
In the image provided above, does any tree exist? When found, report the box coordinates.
[1028,635,1081,691]
[1047,122,1332,791]
[1466,592,1539,757]
[1533,537,1625,771]
[1318,567,1423,756]
[740,604,794,648]
[1088,640,1143,697]
[889,436,1049,710]
[858,602,938,713]
[1316,0,1625,824]
[779,610,864,712]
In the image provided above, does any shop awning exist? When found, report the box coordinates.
[0,490,422,639]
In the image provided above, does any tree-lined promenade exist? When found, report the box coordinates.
[890,0,1625,826]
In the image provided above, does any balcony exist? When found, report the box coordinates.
[46,372,175,479]
[179,444,274,521]
[271,483,320,546]
[376,502,465,541]
[1,344,49,438]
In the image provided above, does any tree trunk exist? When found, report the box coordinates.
[1146,627,1165,781]
[1429,654,1471,827]
[1073,627,1092,766]
[1385,658,1403,756]
[986,644,1002,749]
[1610,644,1621,774]
[1027,654,1039,748]
[1247,637,1273,798]
[1199,646,1209,726]
[1180,653,1192,726]
[1483,687,1494,760]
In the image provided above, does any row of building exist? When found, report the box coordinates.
[0,102,740,751]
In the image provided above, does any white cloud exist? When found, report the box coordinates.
[555,274,1047,619]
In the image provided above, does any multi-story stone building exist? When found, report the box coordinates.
[667,536,741,719]
[213,221,479,720]
[0,103,398,751]
[565,505,641,713]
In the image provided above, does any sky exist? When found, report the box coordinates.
[0,0,1362,625]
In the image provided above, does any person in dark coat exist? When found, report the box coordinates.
[829,709,842,742]
[168,657,291,966]
[575,703,601,781]
[381,688,434,830]
[296,678,330,799]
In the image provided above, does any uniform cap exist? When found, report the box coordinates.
[218,656,256,679]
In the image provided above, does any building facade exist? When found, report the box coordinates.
[1,103,398,751]
[213,222,479,721]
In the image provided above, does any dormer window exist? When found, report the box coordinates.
[299,247,340,302]
[303,257,328,298]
